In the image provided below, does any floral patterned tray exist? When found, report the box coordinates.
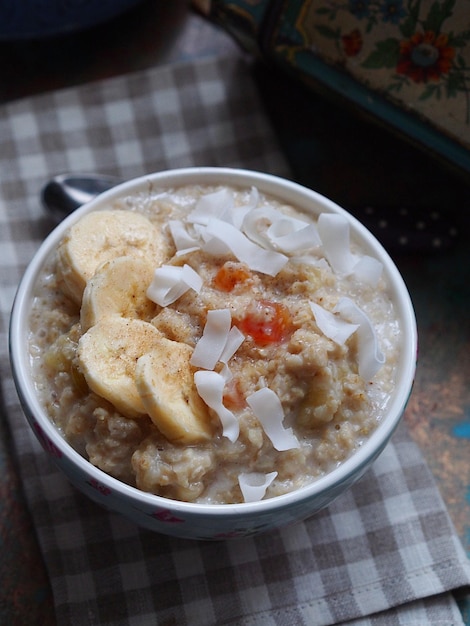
[198,0,470,175]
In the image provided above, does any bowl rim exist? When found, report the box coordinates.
[9,166,417,517]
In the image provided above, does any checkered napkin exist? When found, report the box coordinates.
[1,55,469,626]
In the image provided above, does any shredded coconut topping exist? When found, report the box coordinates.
[310,301,359,345]
[147,264,202,306]
[190,309,233,370]
[246,388,300,451]
[243,206,321,253]
[187,188,234,225]
[334,297,385,380]
[238,471,278,503]
[203,218,288,276]
[351,255,383,287]
[317,213,357,275]
[168,219,200,256]
[219,326,245,364]
[194,370,239,442]
[150,186,388,449]
[230,186,259,229]
[189,310,245,435]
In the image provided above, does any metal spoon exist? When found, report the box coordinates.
[41,173,120,221]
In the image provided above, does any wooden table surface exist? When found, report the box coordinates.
[0,1,468,623]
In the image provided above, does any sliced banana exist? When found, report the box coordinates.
[81,256,158,332]
[57,209,169,305]
[77,316,165,418]
[136,338,213,444]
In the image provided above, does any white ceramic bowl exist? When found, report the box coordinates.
[9,167,417,540]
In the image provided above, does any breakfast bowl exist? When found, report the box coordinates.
[9,167,417,540]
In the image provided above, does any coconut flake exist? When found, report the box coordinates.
[219,326,245,363]
[242,206,283,248]
[317,214,384,285]
[191,313,244,377]
[217,327,245,382]
[190,309,232,370]
[238,471,277,503]
[147,264,203,306]
[231,186,260,229]
[242,205,320,253]
[204,218,288,276]
[310,301,359,345]
[168,219,201,255]
[246,388,300,451]
[334,297,385,380]
[194,370,239,442]
[317,213,356,275]
[219,362,233,382]
[187,188,234,225]
[268,220,321,253]
[351,255,383,287]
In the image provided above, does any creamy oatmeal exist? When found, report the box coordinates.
[29,184,400,504]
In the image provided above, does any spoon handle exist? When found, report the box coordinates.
[41,173,120,221]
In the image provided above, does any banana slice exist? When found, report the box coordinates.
[77,316,164,418]
[136,338,213,444]
[57,209,169,305]
[81,256,158,332]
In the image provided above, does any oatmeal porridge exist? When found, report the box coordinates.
[29,184,401,504]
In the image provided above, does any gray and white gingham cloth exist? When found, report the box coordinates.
[1,55,469,626]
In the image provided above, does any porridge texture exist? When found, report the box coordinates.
[29,184,400,504]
